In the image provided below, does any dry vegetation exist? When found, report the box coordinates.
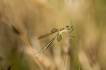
[0,0,106,70]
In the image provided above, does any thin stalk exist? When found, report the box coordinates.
[67,1,81,70]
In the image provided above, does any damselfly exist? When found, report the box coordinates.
[36,26,74,56]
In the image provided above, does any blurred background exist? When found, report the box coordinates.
[0,0,106,70]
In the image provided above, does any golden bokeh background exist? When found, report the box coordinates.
[0,0,106,70]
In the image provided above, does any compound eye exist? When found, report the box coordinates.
[66,26,69,28]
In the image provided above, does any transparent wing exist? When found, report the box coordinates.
[57,34,62,42]
[38,28,59,39]
[38,33,51,39]
[36,33,59,56]
[36,37,55,56]
[51,28,59,33]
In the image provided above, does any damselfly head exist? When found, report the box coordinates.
[65,26,70,30]
[66,26,69,28]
